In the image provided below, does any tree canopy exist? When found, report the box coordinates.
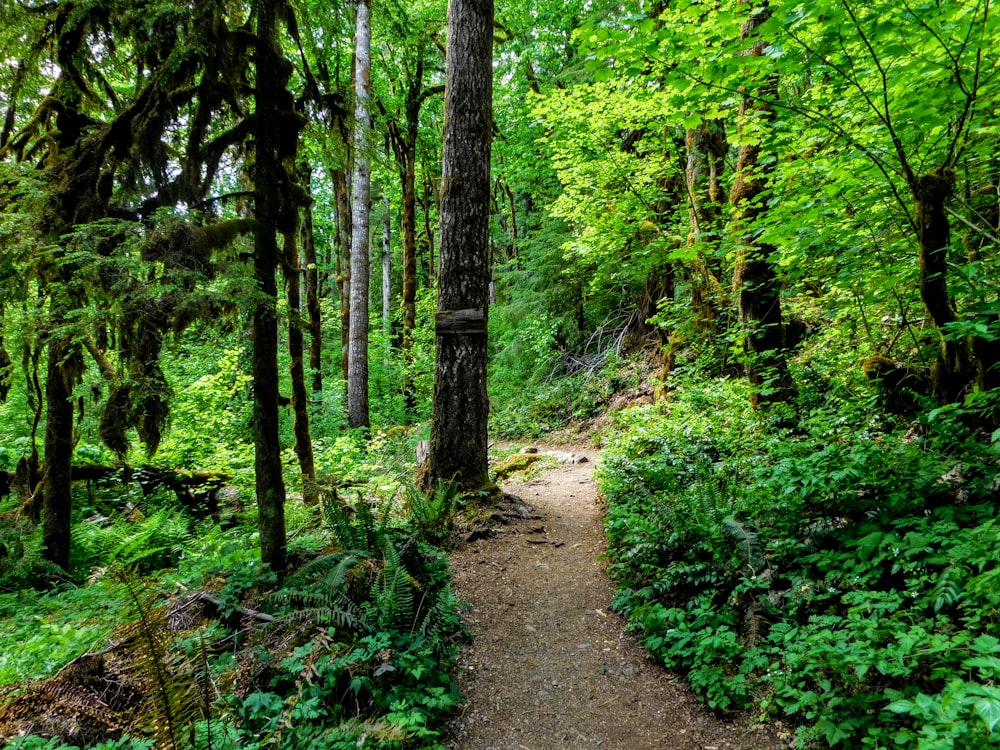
[2,0,1000,746]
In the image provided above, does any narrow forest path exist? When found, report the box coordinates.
[445,444,785,750]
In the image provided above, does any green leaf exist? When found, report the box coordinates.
[886,698,915,714]
[975,696,1000,732]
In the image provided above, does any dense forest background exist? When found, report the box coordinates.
[1,0,1000,747]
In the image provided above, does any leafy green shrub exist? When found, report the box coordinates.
[219,492,464,750]
[600,379,1000,747]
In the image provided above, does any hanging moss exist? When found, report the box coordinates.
[99,383,133,457]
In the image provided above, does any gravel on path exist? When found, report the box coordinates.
[445,445,786,750]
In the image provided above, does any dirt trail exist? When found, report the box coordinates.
[445,444,784,750]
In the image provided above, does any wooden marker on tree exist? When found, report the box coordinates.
[422,0,494,491]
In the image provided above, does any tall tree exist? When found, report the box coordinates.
[253,0,298,572]
[424,0,494,490]
[348,0,373,429]
[334,167,353,380]
[300,167,323,393]
[729,0,793,408]
[382,29,445,408]
[382,191,392,361]
[285,229,318,504]
[3,0,265,570]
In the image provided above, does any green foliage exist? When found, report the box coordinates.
[0,584,117,684]
[7,737,155,750]
[222,491,464,750]
[405,480,460,547]
[601,378,1000,746]
[71,505,194,577]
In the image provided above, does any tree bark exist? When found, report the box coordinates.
[729,1,793,409]
[285,231,318,504]
[425,0,494,491]
[333,167,352,381]
[301,167,323,393]
[382,192,392,362]
[41,337,75,570]
[252,0,290,573]
[347,0,372,429]
[685,121,729,332]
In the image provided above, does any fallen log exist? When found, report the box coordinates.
[1,463,231,517]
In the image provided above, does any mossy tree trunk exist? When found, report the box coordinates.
[253,0,292,573]
[285,231,318,504]
[729,0,794,409]
[913,169,970,399]
[333,167,352,382]
[41,335,76,570]
[424,0,494,492]
[685,120,729,335]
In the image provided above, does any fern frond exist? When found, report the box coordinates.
[722,517,765,574]
[116,568,205,750]
[284,550,369,591]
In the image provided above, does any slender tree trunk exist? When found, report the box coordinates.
[400,142,419,410]
[285,231,318,504]
[0,302,11,402]
[424,0,494,491]
[41,337,74,570]
[729,0,793,409]
[333,168,352,381]
[424,174,437,285]
[685,121,729,332]
[347,0,372,429]
[382,193,392,362]
[502,180,518,268]
[301,167,323,393]
[253,0,289,573]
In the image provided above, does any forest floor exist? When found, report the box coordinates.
[444,441,788,750]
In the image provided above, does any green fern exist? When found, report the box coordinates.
[116,569,206,750]
[931,563,967,612]
[320,489,389,554]
[272,551,369,633]
[405,480,460,546]
[722,517,765,575]
[366,538,419,632]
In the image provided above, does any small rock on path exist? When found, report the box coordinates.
[445,444,785,750]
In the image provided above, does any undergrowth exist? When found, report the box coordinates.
[599,374,1000,748]
[0,459,464,749]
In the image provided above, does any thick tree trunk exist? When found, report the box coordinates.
[301,168,323,393]
[285,232,318,504]
[729,1,793,409]
[425,0,494,491]
[347,0,372,429]
[253,0,289,573]
[42,338,74,570]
